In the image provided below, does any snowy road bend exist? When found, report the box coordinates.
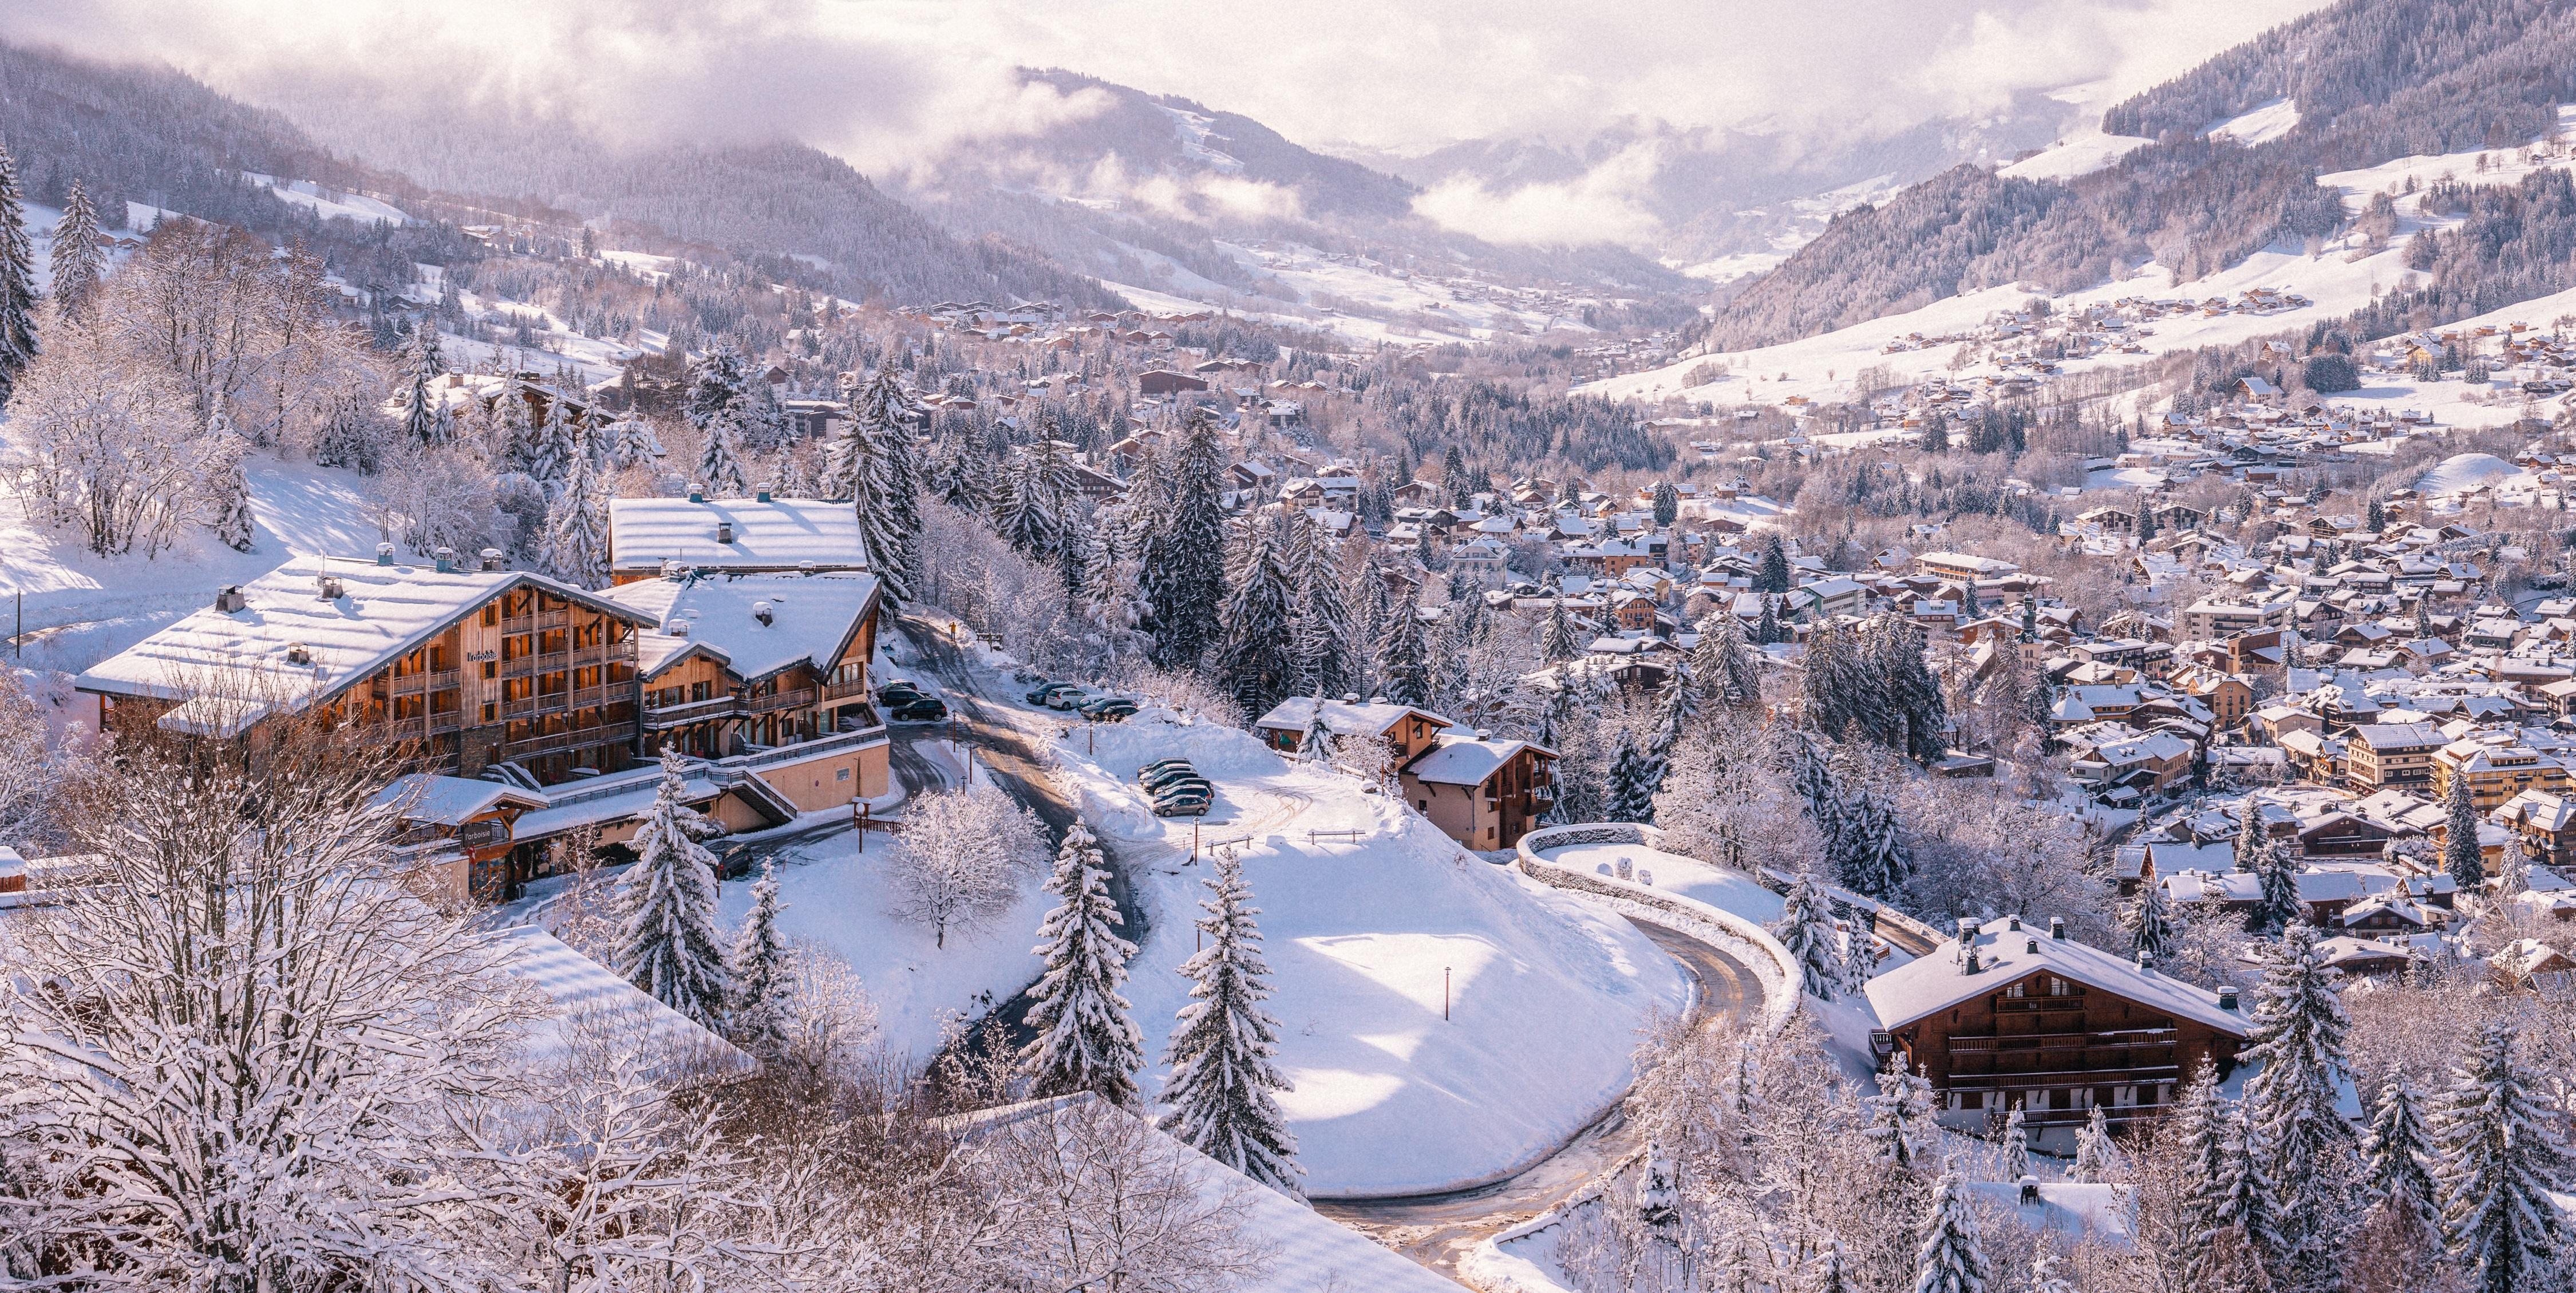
[1317,920,1764,1280]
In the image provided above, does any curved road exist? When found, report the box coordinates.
[1315,920,1764,1281]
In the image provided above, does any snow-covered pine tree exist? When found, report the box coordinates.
[0,143,32,408]
[1802,619,1856,738]
[1216,517,1300,734]
[826,361,924,606]
[1140,410,1232,671]
[1832,754,1910,900]
[611,748,732,1028]
[528,393,575,497]
[2497,834,2530,899]
[48,177,104,321]
[2125,871,2178,960]
[1840,918,1878,993]
[1540,582,1582,663]
[1755,593,1783,646]
[1871,614,1950,762]
[993,443,1062,558]
[697,412,748,497]
[1159,851,1303,1196]
[1755,533,1791,594]
[605,412,662,471]
[1914,1171,1993,1293]
[2210,1100,2286,1261]
[726,860,791,1058]
[2134,493,2159,542]
[2443,769,2486,891]
[1773,871,1841,999]
[541,443,611,588]
[2433,1021,2574,1293]
[775,445,819,500]
[2231,794,2268,873]
[2001,1105,2030,1182]
[2246,837,2301,935]
[1605,727,1657,824]
[685,342,746,432]
[398,342,441,448]
[1866,1053,1936,1172]
[203,402,255,552]
[1373,599,1432,709]
[2074,1105,2122,1183]
[1693,610,1761,709]
[1638,1142,1680,1233]
[2243,923,2361,1266]
[1646,664,1697,775]
[2363,1075,2439,1219]
[1022,823,1145,1105]
[1292,532,1357,701]
[1650,480,1679,527]
[1295,690,1334,764]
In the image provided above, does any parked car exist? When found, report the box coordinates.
[1152,790,1212,817]
[1139,757,1195,780]
[1086,699,1139,722]
[1142,766,1204,793]
[1045,688,1097,711]
[890,698,949,722]
[1078,695,1137,719]
[1149,780,1213,805]
[878,682,926,704]
[1024,681,1071,705]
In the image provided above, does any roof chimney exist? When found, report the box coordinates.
[2008,914,2021,932]
[283,642,311,666]
[376,542,396,567]
[2026,938,2040,954]
[2137,950,2154,974]
[479,548,505,572]
[215,586,247,614]
[667,620,690,638]
[2051,916,2067,940]
[2217,986,2241,1011]
[753,600,774,626]
[1957,916,1977,946]
[689,484,706,503]
[756,488,771,503]
[434,547,457,574]
[717,521,735,544]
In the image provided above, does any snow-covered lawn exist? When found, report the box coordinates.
[1536,840,1784,927]
[1042,710,1690,1197]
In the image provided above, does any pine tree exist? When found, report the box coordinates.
[1868,1053,1937,1173]
[1693,611,1761,709]
[204,404,255,552]
[2497,834,2531,899]
[727,861,792,1058]
[2074,1105,2121,1183]
[1755,593,1783,646]
[831,362,924,607]
[542,442,611,588]
[1540,582,1582,664]
[697,412,748,496]
[2125,872,2178,960]
[604,413,661,472]
[2175,1060,2229,1235]
[1871,614,1950,762]
[1291,531,1357,700]
[2364,1076,2439,1217]
[612,749,732,1028]
[1914,1171,1993,1293]
[2210,1101,2285,1260]
[2134,493,2159,542]
[1024,824,1145,1105]
[1606,728,1657,824]
[1755,533,1791,594]
[1643,667,1696,790]
[1295,690,1334,763]
[2001,1105,2031,1181]
[1832,748,1911,900]
[1140,410,1232,670]
[1773,872,1842,999]
[1374,600,1432,708]
[0,142,34,408]
[2247,839,2301,936]
[685,343,746,432]
[1803,619,1857,738]
[1638,1142,1680,1233]
[1216,517,1301,720]
[1839,917,1878,995]
[2243,924,2361,1263]
[2231,794,2269,874]
[394,341,440,453]
[528,393,575,496]
[1651,480,1679,527]
[2443,770,2486,891]
[1160,851,1303,1196]
[47,177,104,321]
[2433,1022,2573,1293]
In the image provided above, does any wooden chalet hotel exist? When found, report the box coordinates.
[1864,914,2250,1151]
[75,493,892,901]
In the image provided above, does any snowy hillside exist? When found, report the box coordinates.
[1044,710,1689,1197]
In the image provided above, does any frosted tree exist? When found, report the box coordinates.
[540,438,610,588]
[1693,610,1761,709]
[0,141,33,406]
[528,393,576,496]
[685,342,745,432]
[2247,838,2302,935]
[2210,1101,2285,1262]
[2363,1075,2439,1219]
[1140,410,1231,670]
[1638,1142,1680,1234]
[1290,525,1357,699]
[1540,584,1583,665]
[2001,1105,2030,1181]
[1870,614,1951,762]
[603,412,662,470]
[2496,833,2530,899]
[2125,872,2177,960]
[203,405,256,552]
[993,443,1062,558]
[1645,666,1697,785]
[2443,770,2486,890]
[889,782,1042,949]
[1606,728,1658,824]
[48,177,104,321]
[1374,599,1432,708]
[1160,851,1303,1196]
[726,860,792,1058]
[2242,923,2360,1268]
[1022,823,1145,1105]
[697,411,748,496]
[1834,761,1910,901]
[1215,517,1300,717]
[1295,689,1334,764]
[1913,1171,1993,1293]
[1773,871,1842,999]
[2433,1021,2573,1293]
[2173,1059,2227,1235]
[1841,918,1878,993]
[1865,1051,1938,1175]
[2231,794,2269,873]
[2073,1105,2122,1183]
[613,748,732,1028]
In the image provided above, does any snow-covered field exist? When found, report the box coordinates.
[1034,708,1690,1196]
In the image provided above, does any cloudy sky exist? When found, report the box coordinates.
[2,0,2328,245]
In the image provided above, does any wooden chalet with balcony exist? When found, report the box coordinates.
[1865,914,2249,1151]
[75,547,654,786]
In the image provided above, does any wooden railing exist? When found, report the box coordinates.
[748,687,815,714]
[643,695,740,727]
[503,722,637,761]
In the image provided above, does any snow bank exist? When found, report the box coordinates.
[1049,713,1690,1197]
[2417,452,2520,497]
[2205,98,2299,147]
[2000,131,2152,181]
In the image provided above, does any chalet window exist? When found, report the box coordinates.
[2049,978,2069,997]
[483,605,500,627]
[2006,982,2026,999]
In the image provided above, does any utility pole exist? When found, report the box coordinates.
[1445,966,1451,1021]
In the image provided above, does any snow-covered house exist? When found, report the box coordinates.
[600,572,887,769]
[605,495,872,584]
[1252,697,1452,762]
[1398,735,1558,851]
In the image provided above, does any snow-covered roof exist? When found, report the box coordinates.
[492,925,754,1080]
[1251,697,1452,739]
[375,774,543,826]
[1402,735,1552,787]
[606,496,872,575]
[74,555,643,714]
[603,572,880,683]
[1866,916,2249,1036]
